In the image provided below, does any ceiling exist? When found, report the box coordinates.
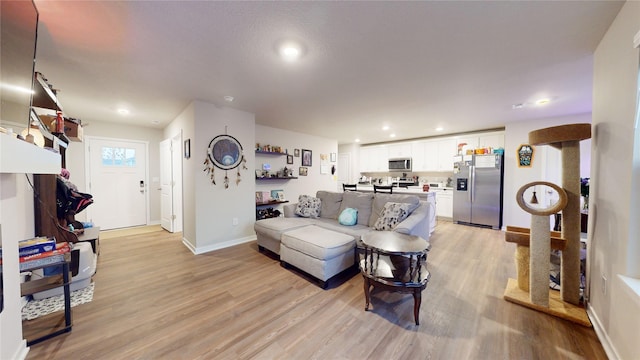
[32,1,624,145]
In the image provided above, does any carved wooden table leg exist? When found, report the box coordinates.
[413,289,421,325]
[363,276,371,311]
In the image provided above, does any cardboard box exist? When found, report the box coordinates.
[64,119,83,142]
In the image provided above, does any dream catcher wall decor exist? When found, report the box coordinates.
[203,129,247,188]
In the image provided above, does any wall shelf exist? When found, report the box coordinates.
[255,150,287,156]
[0,134,61,174]
[256,200,289,206]
[256,177,298,180]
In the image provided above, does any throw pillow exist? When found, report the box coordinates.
[295,195,321,218]
[338,208,358,226]
[374,202,413,231]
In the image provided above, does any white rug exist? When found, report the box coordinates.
[22,283,94,320]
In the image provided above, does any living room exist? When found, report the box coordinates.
[1,1,639,359]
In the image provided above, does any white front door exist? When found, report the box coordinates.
[85,138,147,230]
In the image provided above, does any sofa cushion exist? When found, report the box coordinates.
[373,202,414,231]
[311,218,373,241]
[281,225,355,260]
[338,191,373,226]
[316,191,343,219]
[295,195,321,218]
[368,193,420,227]
[338,208,358,226]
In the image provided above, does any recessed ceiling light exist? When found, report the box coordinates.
[512,103,524,109]
[355,138,361,143]
[435,127,444,132]
[382,125,390,131]
[390,133,396,138]
[117,108,129,115]
[279,42,302,62]
[535,98,550,105]
[223,95,234,102]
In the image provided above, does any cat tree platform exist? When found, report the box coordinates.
[503,278,591,327]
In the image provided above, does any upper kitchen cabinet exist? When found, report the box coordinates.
[387,143,412,158]
[359,145,388,172]
[455,131,504,154]
[478,132,504,149]
[437,138,457,171]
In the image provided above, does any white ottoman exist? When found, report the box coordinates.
[254,217,312,255]
[280,225,356,288]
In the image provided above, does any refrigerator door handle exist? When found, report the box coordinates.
[471,165,476,202]
[468,165,473,202]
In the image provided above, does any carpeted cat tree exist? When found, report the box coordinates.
[504,123,591,326]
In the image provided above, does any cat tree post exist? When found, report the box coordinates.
[529,124,591,305]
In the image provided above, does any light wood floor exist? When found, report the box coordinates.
[25,221,607,359]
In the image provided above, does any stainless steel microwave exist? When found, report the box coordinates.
[388,158,412,171]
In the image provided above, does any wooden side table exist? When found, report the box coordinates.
[360,231,431,325]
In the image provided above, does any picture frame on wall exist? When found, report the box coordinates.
[299,167,308,176]
[294,149,300,157]
[302,149,312,166]
[287,155,293,164]
[330,152,336,162]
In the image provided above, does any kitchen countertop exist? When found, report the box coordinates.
[356,185,448,196]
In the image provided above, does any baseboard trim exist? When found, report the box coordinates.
[587,303,620,360]
[14,339,29,360]
[193,235,257,255]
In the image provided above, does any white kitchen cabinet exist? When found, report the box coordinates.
[456,136,479,154]
[411,141,426,171]
[478,132,504,149]
[435,190,453,219]
[436,138,457,171]
[359,145,388,172]
[387,143,412,158]
[422,141,439,171]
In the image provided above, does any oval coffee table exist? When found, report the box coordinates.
[360,231,431,325]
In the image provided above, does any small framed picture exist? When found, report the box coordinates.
[287,154,293,164]
[184,139,191,159]
[299,167,308,176]
[294,149,300,157]
[302,149,312,166]
[330,152,336,162]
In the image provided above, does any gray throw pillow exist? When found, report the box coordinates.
[316,191,343,219]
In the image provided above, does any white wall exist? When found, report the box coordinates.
[191,101,256,253]
[256,125,338,204]
[503,113,592,228]
[590,2,640,359]
[65,120,164,224]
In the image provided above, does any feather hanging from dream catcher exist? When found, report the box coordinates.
[203,158,216,185]
[205,128,246,188]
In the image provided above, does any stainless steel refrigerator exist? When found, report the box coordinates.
[452,154,504,229]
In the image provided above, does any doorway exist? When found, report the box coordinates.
[85,137,148,230]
